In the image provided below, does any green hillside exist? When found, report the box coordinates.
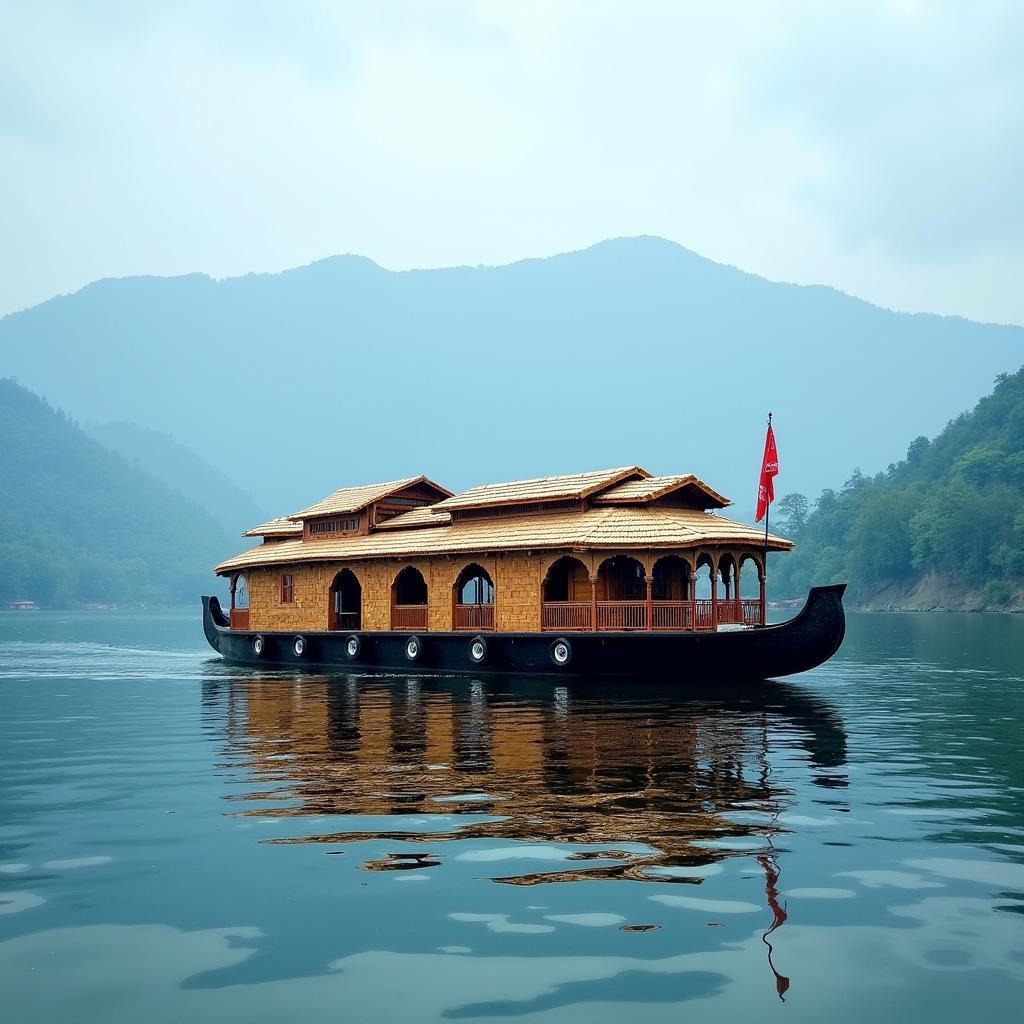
[85,419,265,538]
[0,378,234,606]
[773,367,1024,609]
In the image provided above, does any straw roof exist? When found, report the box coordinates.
[374,505,452,530]
[216,504,792,575]
[242,517,304,538]
[432,466,648,512]
[593,474,730,509]
[289,475,452,520]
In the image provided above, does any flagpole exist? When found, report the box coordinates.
[764,411,772,598]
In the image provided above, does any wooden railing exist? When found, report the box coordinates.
[391,604,428,630]
[454,603,494,631]
[541,598,764,632]
[651,601,693,630]
[596,600,647,630]
[716,600,743,625]
[229,608,249,630]
[716,600,763,626]
[542,601,593,630]
[694,600,715,631]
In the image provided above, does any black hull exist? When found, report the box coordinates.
[201,584,846,681]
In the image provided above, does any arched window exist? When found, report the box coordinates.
[329,569,362,631]
[229,574,250,629]
[738,553,765,625]
[392,566,428,630]
[596,555,646,600]
[717,554,741,623]
[738,553,763,597]
[596,555,647,629]
[652,555,690,601]
[542,556,590,602]
[693,555,715,601]
[651,555,692,630]
[453,564,494,631]
[718,554,737,597]
[541,555,592,630]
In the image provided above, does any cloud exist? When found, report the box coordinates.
[0,1,1021,323]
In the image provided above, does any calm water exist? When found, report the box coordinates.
[1,611,1023,1022]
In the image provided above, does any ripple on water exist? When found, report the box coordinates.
[0,891,45,915]
[648,894,761,914]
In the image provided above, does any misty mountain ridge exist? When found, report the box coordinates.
[2,236,1021,523]
[66,238,1015,328]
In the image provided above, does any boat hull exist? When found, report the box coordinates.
[201,584,846,681]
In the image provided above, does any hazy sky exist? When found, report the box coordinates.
[2,0,1022,324]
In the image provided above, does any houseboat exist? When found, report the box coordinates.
[202,466,846,680]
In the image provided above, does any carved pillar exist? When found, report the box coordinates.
[711,568,720,628]
[759,568,767,626]
[645,575,654,630]
[590,574,598,632]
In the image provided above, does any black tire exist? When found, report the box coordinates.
[252,635,266,657]
[404,635,422,661]
[468,635,488,664]
[549,637,572,667]
[345,634,362,660]
[292,635,306,658]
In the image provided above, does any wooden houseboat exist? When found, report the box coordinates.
[202,466,846,679]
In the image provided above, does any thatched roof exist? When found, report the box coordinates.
[593,474,730,509]
[243,517,303,539]
[374,505,452,530]
[217,504,791,574]
[431,467,647,512]
[289,475,452,520]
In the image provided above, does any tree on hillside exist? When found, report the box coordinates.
[770,368,1024,604]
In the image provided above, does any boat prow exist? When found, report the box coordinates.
[201,583,846,682]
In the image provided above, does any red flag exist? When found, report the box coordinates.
[755,420,778,523]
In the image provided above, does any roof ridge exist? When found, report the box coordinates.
[317,474,420,497]
[289,474,451,520]
[456,465,644,491]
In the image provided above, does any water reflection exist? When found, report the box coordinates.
[200,674,851,1002]
[208,674,847,884]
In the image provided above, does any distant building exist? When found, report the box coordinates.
[7,599,40,610]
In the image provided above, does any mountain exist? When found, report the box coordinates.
[1,237,1021,519]
[0,378,236,606]
[85,420,265,538]
[771,367,1024,609]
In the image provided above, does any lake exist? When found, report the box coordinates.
[1,609,1023,1022]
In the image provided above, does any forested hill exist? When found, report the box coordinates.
[0,378,234,606]
[85,420,264,539]
[772,367,1024,609]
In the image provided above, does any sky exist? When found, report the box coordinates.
[1,0,1022,324]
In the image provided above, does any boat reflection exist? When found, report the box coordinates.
[210,674,848,887]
